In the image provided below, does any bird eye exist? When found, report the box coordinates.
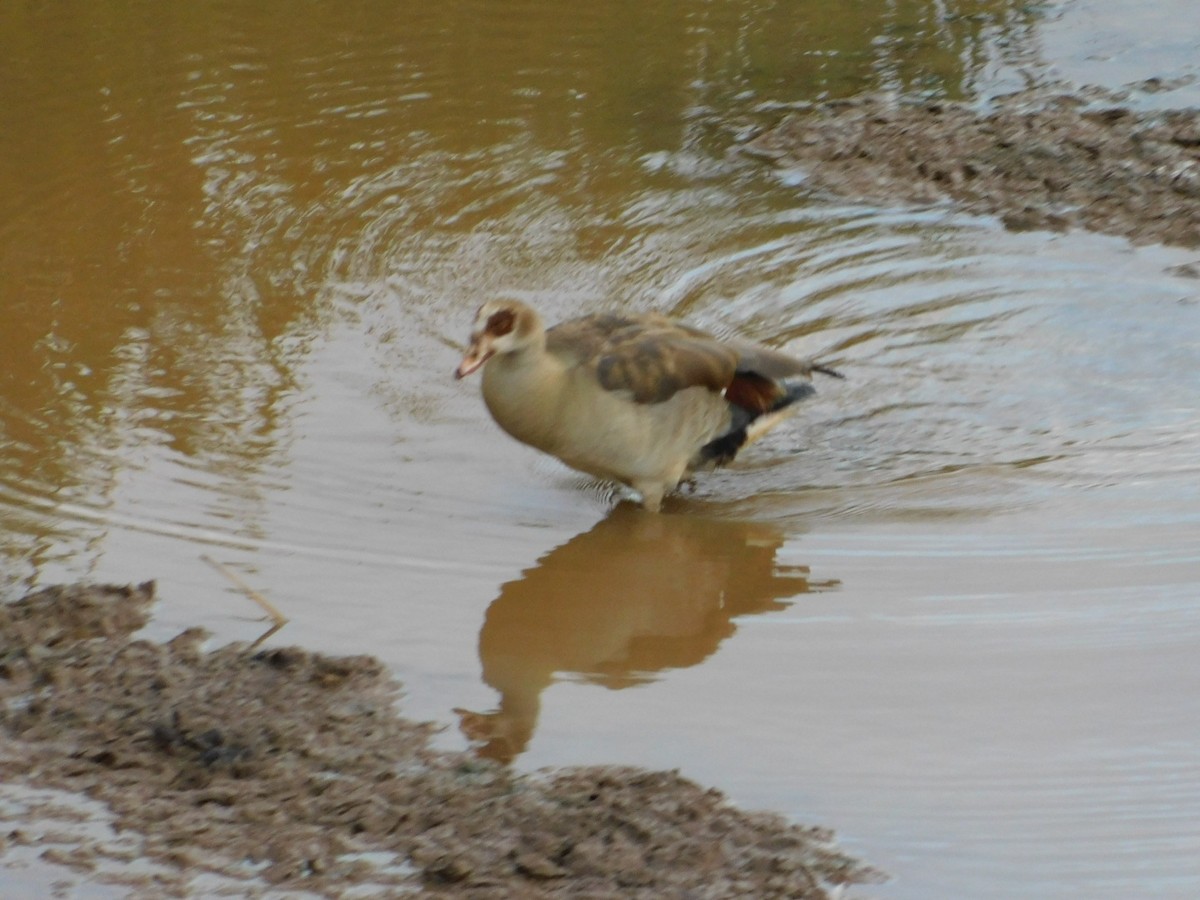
[487,309,515,336]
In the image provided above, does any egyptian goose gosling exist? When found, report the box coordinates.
[455,300,841,511]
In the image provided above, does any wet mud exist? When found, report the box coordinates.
[742,90,1200,248]
[0,583,878,897]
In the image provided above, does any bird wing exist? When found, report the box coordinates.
[547,313,740,405]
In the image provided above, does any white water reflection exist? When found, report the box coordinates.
[1039,0,1200,108]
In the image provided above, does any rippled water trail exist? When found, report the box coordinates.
[2,1,1199,897]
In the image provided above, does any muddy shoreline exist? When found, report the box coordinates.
[741,90,1200,249]
[0,583,879,897]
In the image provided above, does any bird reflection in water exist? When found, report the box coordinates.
[455,504,837,763]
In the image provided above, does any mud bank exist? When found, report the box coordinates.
[0,583,878,898]
[742,92,1200,248]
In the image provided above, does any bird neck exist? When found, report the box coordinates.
[480,341,567,451]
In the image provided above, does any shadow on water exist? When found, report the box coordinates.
[454,504,836,763]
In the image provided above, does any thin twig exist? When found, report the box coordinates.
[247,620,286,651]
[201,554,288,628]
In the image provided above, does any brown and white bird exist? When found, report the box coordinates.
[455,300,841,512]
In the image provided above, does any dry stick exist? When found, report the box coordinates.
[201,554,289,648]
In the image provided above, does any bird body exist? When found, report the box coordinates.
[455,300,839,511]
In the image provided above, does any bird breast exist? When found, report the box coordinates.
[481,350,732,485]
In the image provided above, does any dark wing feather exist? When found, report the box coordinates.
[721,336,829,380]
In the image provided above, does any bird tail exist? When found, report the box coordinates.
[811,363,845,380]
[694,377,820,468]
[743,379,815,447]
[741,361,842,446]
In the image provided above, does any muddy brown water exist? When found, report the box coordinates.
[2,1,1199,897]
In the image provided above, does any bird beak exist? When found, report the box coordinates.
[454,341,492,379]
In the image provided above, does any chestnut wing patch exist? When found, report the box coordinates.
[723,371,789,415]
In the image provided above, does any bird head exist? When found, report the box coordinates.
[455,300,542,378]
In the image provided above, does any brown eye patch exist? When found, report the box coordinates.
[486,308,515,336]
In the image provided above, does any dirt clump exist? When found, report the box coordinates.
[742,92,1200,248]
[0,582,879,897]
